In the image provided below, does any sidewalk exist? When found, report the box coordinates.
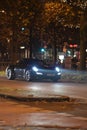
[61,69,87,83]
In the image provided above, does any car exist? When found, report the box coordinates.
[6,58,61,82]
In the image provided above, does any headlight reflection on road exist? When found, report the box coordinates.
[31,86,39,90]
[30,85,45,97]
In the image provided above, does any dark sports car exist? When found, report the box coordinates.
[6,58,61,82]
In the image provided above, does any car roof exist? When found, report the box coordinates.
[20,58,43,64]
[22,58,42,62]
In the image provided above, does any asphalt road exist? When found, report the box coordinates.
[0,77,87,100]
[0,77,87,129]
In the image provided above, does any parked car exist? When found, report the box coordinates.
[6,58,61,82]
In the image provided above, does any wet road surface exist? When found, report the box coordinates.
[0,77,87,129]
[0,77,87,100]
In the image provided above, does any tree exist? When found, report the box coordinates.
[80,7,87,70]
[64,0,87,70]
[0,0,86,70]
[42,0,87,70]
[0,0,30,62]
[0,0,44,62]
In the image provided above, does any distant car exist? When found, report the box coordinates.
[6,58,61,82]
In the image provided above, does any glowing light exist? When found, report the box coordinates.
[59,55,64,60]
[0,10,5,13]
[67,50,71,54]
[20,46,25,49]
[41,48,45,52]
[73,44,78,47]
[32,66,38,72]
[21,27,25,31]
[55,67,60,72]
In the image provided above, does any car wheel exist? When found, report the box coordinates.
[6,69,15,80]
[25,70,31,81]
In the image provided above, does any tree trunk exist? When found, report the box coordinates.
[53,27,57,63]
[80,8,87,70]
[29,27,33,58]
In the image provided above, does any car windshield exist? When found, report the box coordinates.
[16,58,54,68]
[29,59,44,66]
[30,59,55,68]
[16,59,30,66]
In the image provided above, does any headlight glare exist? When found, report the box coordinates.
[32,66,38,72]
[55,67,60,72]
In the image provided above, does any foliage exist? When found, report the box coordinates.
[43,1,80,27]
[0,0,87,69]
[0,0,44,61]
[42,0,87,69]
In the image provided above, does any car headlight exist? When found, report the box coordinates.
[32,66,38,72]
[55,67,60,72]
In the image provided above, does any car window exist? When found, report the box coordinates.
[26,59,44,67]
[16,59,47,67]
[16,59,29,66]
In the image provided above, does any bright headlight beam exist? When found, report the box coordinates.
[32,66,38,72]
[55,67,60,72]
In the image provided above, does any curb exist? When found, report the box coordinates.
[0,93,70,102]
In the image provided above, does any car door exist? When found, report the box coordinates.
[14,60,26,78]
